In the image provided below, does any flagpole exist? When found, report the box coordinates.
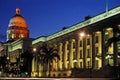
[106,0,108,15]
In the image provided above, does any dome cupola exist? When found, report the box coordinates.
[6,8,29,41]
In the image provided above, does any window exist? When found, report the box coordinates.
[80,50,83,59]
[80,62,83,68]
[87,49,91,58]
[67,52,69,61]
[95,47,98,56]
[73,51,76,60]
[19,34,24,38]
[74,61,76,68]
[67,44,69,50]
[87,38,90,45]
[67,62,69,69]
[95,36,99,43]
[105,34,109,41]
[73,42,75,48]
[80,40,82,47]
[87,61,90,68]
[95,60,99,68]
[11,33,15,39]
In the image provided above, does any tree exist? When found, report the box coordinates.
[38,43,60,77]
[0,55,7,72]
[21,50,33,77]
[105,36,120,53]
[105,27,120,66]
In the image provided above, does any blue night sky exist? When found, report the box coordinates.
[0,0,120,41]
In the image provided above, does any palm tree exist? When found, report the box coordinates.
[21,50,33,77]
[105,28,120,66]
[0,55,7,72]
[105,36,120,52]
[38,43,60,77]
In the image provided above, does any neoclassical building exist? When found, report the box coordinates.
[2,8,32,77]
[31,6,120,77]
[1,6,120,77]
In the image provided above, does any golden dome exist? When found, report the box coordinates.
[6,8,29,41]
[8,8,28,28]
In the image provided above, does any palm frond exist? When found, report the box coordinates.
[52,53,60,60]
[105,37,120,52]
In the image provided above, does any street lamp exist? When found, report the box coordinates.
[80,32,85,37]
[33,48,37,52]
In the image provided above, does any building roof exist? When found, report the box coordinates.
[32,6,120,44]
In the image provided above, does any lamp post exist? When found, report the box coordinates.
[33,48,37,53]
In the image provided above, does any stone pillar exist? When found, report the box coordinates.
[75,38,80,68]
[32,58,35,76]
[63,41,68,69]
[58,43,63,70]
[83,37,86,68]
[92,32,95,69]
[69,39,73,69]
[101,29,106,67]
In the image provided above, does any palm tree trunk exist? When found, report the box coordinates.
[102,29,106,67]
[113,28,118,66]
[113,38,118,66]
[47,62,50,77]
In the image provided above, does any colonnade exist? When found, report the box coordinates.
[32,27,120,77]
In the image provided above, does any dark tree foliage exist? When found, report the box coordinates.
[21,50,33,77]
[0,55,7,70]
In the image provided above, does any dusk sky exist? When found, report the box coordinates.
[0,0,120,41]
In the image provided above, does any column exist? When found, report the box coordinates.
[75,38,80,68]
[32,58,35,76]
[92,32,95,69]
[101,29,106,67]
[58,43,62,70]
[83,37,86,68]
[63,41,67,69]
[69,39,73,69]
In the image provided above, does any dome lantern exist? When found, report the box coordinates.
[16,8,20,15]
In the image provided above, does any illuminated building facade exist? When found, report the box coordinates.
[2,8,32,77]
[1,6,120,77]
[31,6,120,77]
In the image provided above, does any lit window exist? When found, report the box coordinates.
[105,33,109,41]
[11,33,15,39]
[19,34,24,38]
